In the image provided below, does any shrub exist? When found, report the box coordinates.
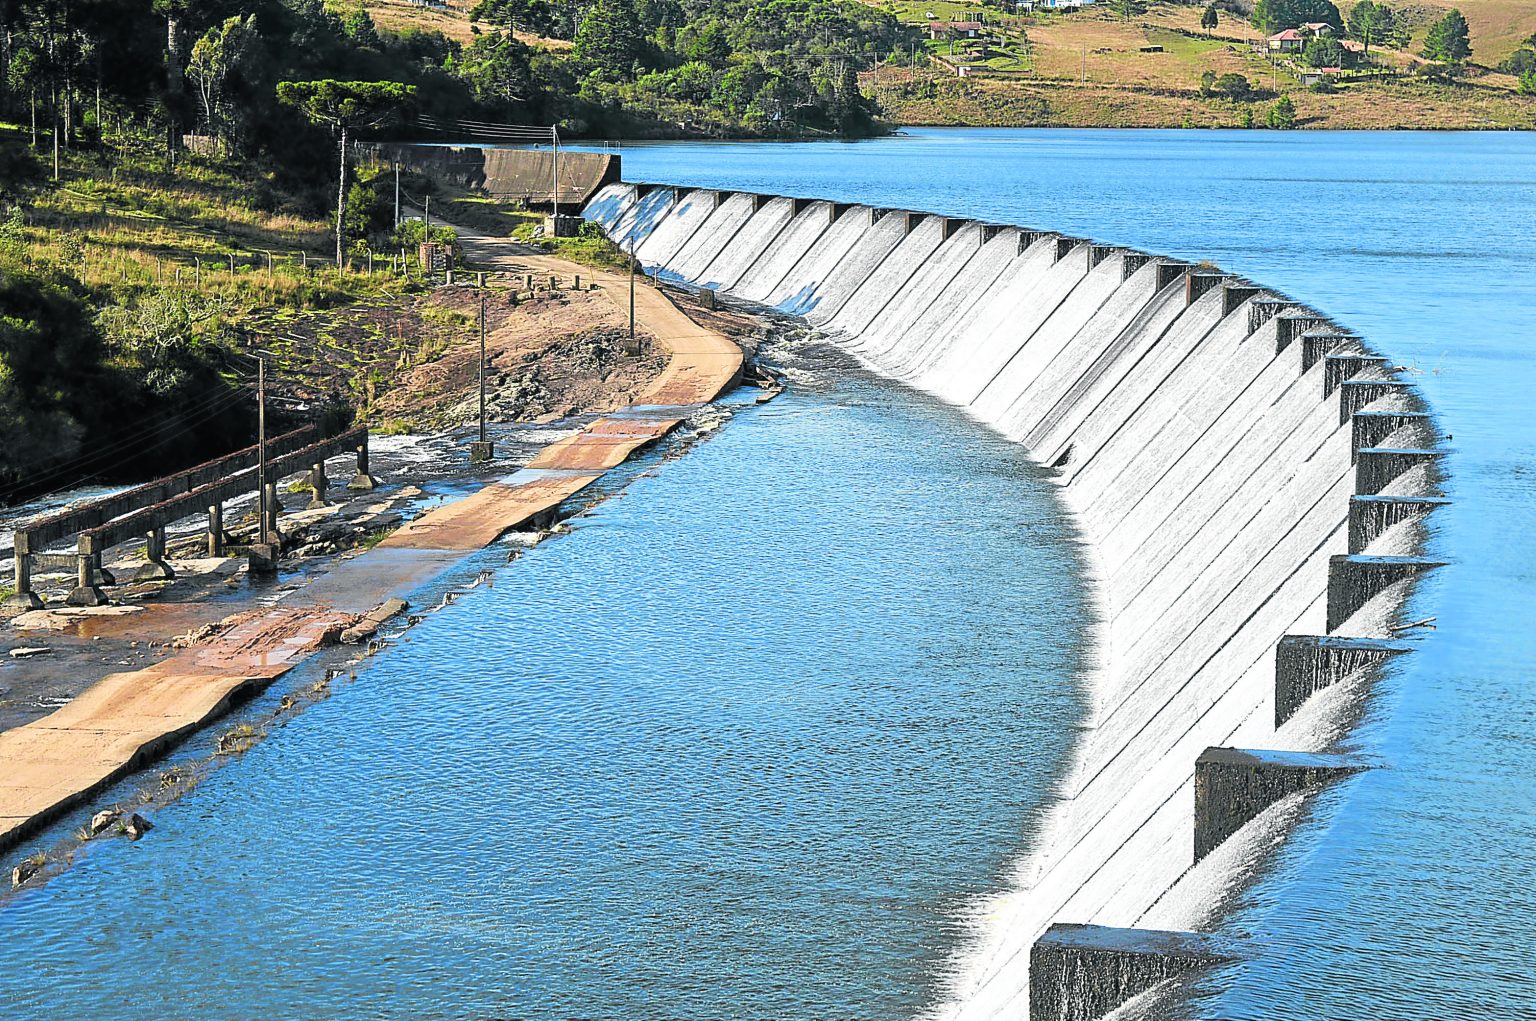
[1267,95,1297,128]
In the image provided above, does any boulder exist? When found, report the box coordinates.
[90,809,121,835]
[124,814,152,840]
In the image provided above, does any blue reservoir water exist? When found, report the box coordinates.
[0,346,1092,1019]
[579,129,1536,1019]
[6,129,1534,1020]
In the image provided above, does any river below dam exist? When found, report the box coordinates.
[5,129,1534,1020]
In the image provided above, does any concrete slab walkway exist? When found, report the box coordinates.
[0,234,742,856]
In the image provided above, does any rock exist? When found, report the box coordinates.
[124,813,152,840]
[89,809,121,834]
[339,597,409,644]
[8,647,52,658]
[11,862,40,889]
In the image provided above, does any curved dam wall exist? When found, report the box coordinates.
[582,183,1446,1019]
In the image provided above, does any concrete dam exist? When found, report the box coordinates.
[582,182,1446,1020]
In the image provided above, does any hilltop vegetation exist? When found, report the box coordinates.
[863,0,1536,128]
[0,0,922,500]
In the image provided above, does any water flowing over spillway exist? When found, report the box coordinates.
[585,182,1445,1018]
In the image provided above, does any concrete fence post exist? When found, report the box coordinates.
[66,538,111,607]
[207,502,224,557]
[135,525,175,581]
[3,532,43,609]
[307,461,330,509]
[262,483,284,544]
[347,438,378,491]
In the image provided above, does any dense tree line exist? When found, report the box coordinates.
[0,0,910,499]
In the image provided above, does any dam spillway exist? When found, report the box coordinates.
[583,181,1447,1018]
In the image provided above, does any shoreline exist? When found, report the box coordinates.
[0,238,746,864]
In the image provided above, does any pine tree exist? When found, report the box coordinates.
[1266,94,1296,128]
[574,0,645,81]
[1422,9,1471,64]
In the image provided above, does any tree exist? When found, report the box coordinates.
[343,9,383,51]
[1252,0,1343,36]
[151,0,197,159]
[471,0,557,39]
[574,0,644,81]
[1303,35,1348,67]
[1213,72,1252,99]
[1422,9,1471,64]
[1347,0,1391,55]
[186,15,258,143]
[1266,94,1296,127]
[457,32,536,111]
[1520,68,1536,96]
[1111,0,1146,22]
[275,80,416,268]
[1201,4,1219,34]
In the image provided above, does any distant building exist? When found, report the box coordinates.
[929,20,984,40]
[1300,22,1335,36]
[1341,39,1366,54]
[1268,29,1306,52]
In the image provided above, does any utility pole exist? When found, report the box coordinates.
[478,294,487,444]
[470,294,493,463]
[628,235,637,346]
[394,163,400,228]
[550,126,560,220]
[256,356,269,542]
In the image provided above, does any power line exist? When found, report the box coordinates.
[0,385,258,503]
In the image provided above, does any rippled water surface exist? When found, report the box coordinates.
[1,345,1092,1019]
[583,129,1536,1019]
[7,129,1534,1020]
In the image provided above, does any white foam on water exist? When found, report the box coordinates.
[635,189,719,270]
[583,187,1427,1021]
[667,192,758,284]
[695,197,795,291]
[771,206,884,316]
[584,183,637,233]
[824,215,950,340]
[732,201,834,304]
[848,222,983,364]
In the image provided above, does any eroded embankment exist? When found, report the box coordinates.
[584,183,1447,1020]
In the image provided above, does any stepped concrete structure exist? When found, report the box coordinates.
[583,182,1447,1020]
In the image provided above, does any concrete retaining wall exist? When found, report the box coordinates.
[378,144,621,209]
[584,182,1447,1020]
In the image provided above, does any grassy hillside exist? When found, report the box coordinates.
[865,1,1536,128]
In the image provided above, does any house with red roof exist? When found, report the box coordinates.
[1268,29,1306,52]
